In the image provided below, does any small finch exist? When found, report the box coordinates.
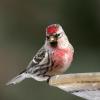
[6,24,74,85]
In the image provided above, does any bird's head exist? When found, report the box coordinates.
[46,24,68,48]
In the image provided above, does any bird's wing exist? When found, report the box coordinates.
[6,46,50,85]
[29,46,47,67]
[24,46,51,81]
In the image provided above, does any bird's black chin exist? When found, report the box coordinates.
[50,41,57,47]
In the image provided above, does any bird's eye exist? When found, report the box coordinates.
[57,34,60,37]
[55,33,61,38]
[46,36,50,39]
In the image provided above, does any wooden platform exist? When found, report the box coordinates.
[49,72,100,100]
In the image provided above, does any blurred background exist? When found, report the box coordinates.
[0,0,100,100]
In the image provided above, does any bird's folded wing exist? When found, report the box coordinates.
[49,72,100,100]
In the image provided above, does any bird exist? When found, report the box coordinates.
[6,24,74,85]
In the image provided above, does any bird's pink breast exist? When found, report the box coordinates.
[51,48,73,74]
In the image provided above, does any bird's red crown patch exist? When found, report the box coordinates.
[47,25,58,34]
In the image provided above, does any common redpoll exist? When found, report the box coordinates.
[6,24,74,85]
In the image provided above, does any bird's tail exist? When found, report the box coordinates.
[6,73,27,85]
[6,68,50,85]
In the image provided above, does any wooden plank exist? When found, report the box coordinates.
[49,72,100,100]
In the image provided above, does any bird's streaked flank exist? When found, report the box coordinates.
[6,24,74,85]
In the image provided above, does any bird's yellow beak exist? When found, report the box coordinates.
[49,36,57,43]
[49,36,57,47]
